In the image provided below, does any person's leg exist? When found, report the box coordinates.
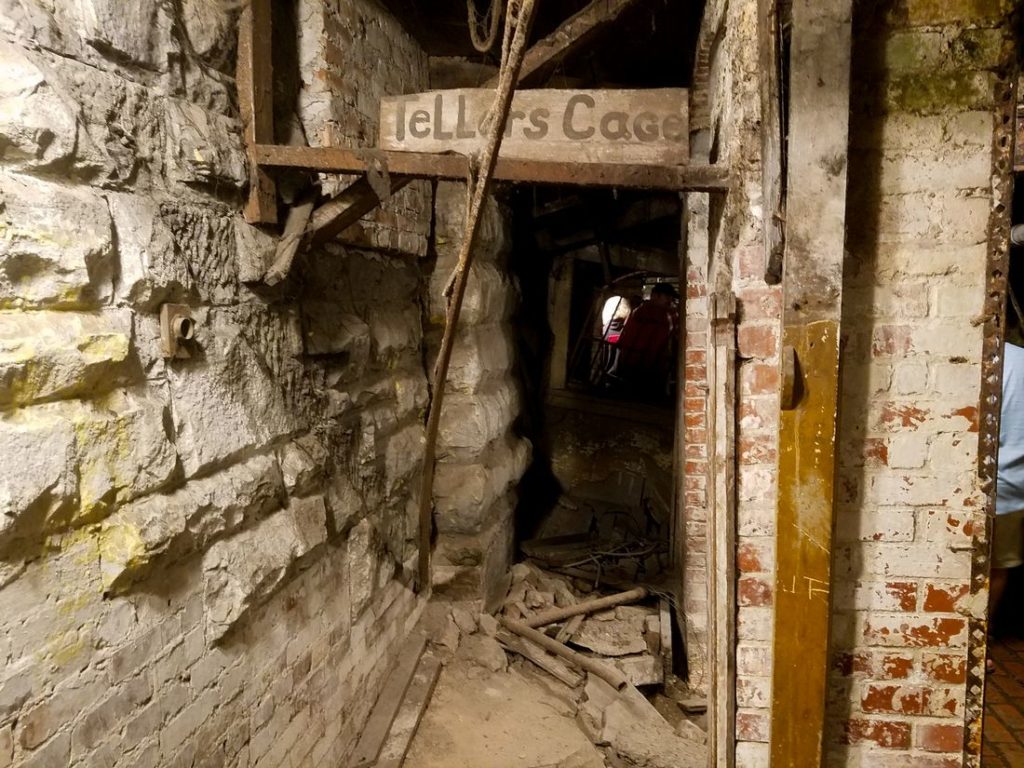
[988,511,1024,671]
[990,566,1010,626]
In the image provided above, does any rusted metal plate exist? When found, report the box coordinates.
[252,144,729,191]
[769,0,853,765]
[965,65,1017,768]
[379,89,688,164]
[237,0,277,225]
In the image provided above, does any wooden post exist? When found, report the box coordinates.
[706,293,737,768]
[237,0,277,224]
[758,0,785,284]
[768,0,853,765]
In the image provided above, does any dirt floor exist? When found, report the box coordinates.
[405,658,606,768]
[404,594,706,768]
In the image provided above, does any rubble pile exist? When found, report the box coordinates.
[428,560,707,768]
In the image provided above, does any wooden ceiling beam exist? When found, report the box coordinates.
[484,0,648,89]
[252,144,729,192]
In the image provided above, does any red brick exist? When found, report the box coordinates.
[683,397,705,413]
[861,684,926,715]
[738,577,773,607]
[842,718,912,749]
[738,397,778,431]
[883,581,918,611]
[917,723,963,753]
[740,362,780,396]
[738,324,779,359]
[684,427,706,444]
[684,411,706,429]
[948,406,979,433]
[922,653,966,684]
[737,246,763,280]
[879,402,929,430]
[738,435,777,465]
[863,437,889,466]
[737,541,770,573]
[736,710,769,742]
[737,287,783,320]
[685,363,707,381]
[861,616,967,648]
[685,349,706,365]
[872,325,913,356]
[923,583,970,613]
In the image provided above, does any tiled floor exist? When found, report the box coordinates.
[983,633,1024,767]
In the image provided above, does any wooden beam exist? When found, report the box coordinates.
[252,145,730,192]
[350,632,427,768]
[308,175,412,245]
[237,0,277,225]
[263,193,315,286]
[484,0,646,89]
[706,293,737,768]
[759,0,785,284]
[769,0,853,765]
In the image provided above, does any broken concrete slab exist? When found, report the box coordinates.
[573,619,649,657]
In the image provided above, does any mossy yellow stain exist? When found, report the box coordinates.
[97,520,146,573]
[73,407,138,521]
[76,332,130,362]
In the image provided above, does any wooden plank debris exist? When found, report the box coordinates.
[499,617,628,690]
[252,144,730,192]
[495,630,585,688]
[659,597,673,682]
[484,0,646,89]
[523,587,648,628]
[769,0,853,764]
[236,0,277,224]
[375,649,443,768]
[263,193,315,286]
[351,632,428,768]
[308,175,413,246]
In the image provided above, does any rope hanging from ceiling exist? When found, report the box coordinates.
[467,0,502,52]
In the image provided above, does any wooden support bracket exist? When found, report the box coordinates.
[706,292,737,768]
[484,0,646,89]
[769,0,853,765]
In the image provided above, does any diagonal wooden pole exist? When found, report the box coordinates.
[416,0,538,592]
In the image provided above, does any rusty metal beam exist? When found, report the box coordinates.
[965,62,1017,768]
[237,0,277,225]
[769,0,853,765]
[484,0,646,89]
[252,144,730,192]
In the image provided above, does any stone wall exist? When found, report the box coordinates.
[0,1,434,766]
[427,182,531,609]
[827,2,1013,765]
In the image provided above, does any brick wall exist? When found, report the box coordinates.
[683,2,781,763]
[0,1,435,766]
[827,2,1013,765]
[684,1,1013,765]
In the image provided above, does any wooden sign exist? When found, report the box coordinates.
[379,89,688,165]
